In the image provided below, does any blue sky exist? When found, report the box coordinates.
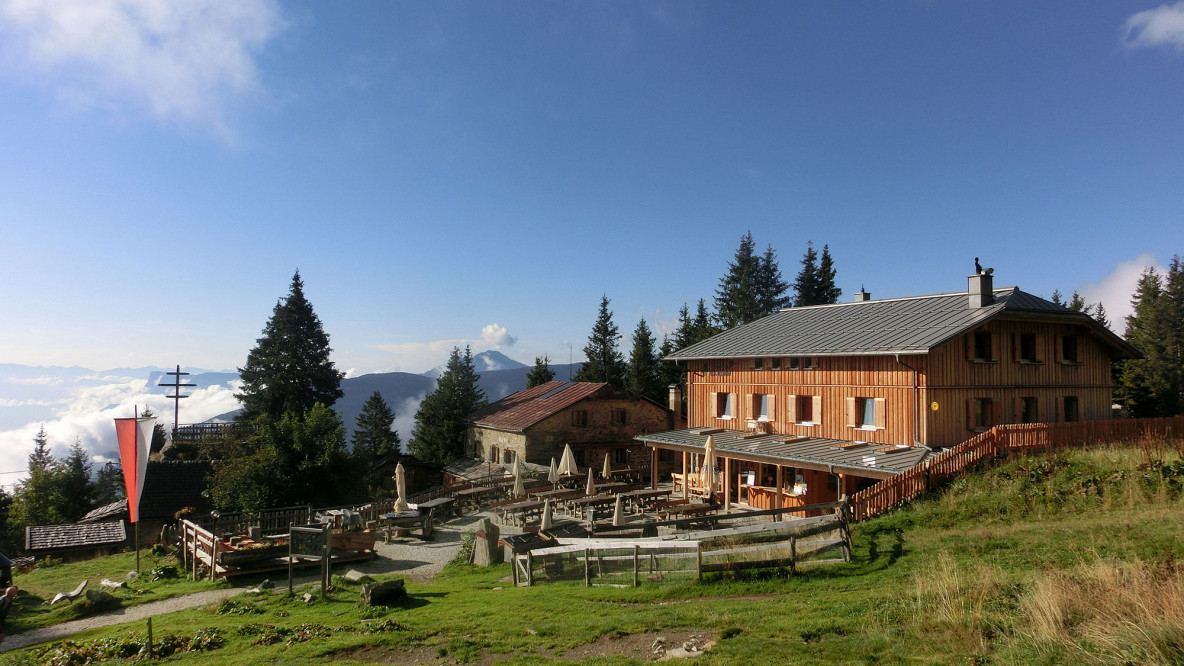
[2,1,1182,377]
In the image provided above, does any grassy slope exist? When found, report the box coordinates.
[6,442,1184,665]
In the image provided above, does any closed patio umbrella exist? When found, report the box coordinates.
[602,453,612,479]
[559,444,577,476]
[547,457,560,485]
[394,462,409,511]
[699,435,716,498]
[541,499,553,530]
[511,458,525,498]
[612,494,624,527]
[585,467,597,496]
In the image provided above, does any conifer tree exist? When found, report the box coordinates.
[756,244,793,315]
[237,271,344,420]
[816,244,842,305]
[793,241,821,307]
[12,426,57,526]
[625,317,664,404]
[574,296,627,386]
[409,346,486,464]
[57,439,94,523]
[352,391,401,469]
[526,355,556,389]
[1117,263,1183,417]
[715,231,763,329]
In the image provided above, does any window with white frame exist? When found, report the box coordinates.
[714,392,735,419]
[795,395,817,424]
[753,394,772,421]
[848,397,883,430]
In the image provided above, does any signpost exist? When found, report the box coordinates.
[288,525,330,597]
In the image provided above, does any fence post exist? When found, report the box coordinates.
[210,538,218,581]
[634,545,640,587]
[790,536,797,575]
[526,552,534,586]
[696,542,702,582]
[584,548,591,587]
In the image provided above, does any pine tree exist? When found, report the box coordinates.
[13,427,58,526]
[816,244,842,304]
[755,244,793,315]
[408,346,486,464]
[92,462,125,506]
[715,231,763,329]
[574,296,627,386]
[237,271,344,420]
[57,439,94,523]
[139,407,167,455]
[625,318,664,404]
[1117,265,1182,417]
[352,391,401,469]
[526,355,556,389]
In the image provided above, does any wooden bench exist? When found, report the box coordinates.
[416,496,456,522]
[378,510,434,540]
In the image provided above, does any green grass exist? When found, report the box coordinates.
[6,442,1184,665]
[3,549,228,633]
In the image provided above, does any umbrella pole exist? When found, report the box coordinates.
[135,520,140,572]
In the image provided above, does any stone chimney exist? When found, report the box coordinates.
[668,384,682,413]
[854,286,871,302]
[968,272,994,308]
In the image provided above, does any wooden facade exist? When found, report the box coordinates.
[685,317,1121,450]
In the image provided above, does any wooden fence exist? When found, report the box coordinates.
[514,502,851,586]
[850,416,1184,521]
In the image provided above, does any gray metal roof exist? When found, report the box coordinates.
[636,428,931,477]
[666,287,1137,361]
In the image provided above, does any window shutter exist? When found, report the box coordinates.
[1011,333,1018,361]
[874,398,886,429]
[965,334,973,361]
[813,396,822,424]
[1055,397,1064,423]
[787,394,797,423]
[767,395,776,421]
[966,398,975,430]
[1013,397,1022,423]
[991,333,1000,362]
[987,399,995,427]
[845,397,857,427]
[710,392,718,418]
[746,394,754,420]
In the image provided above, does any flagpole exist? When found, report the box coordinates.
[134,405,140,574]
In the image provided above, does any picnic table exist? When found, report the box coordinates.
[415,496,456,521]
[494,499,546,526]
[563,494,619,518]
[453,485,501,512]
[619,488,671,513]
[531,488,583,502]
[378,510,433,539]
[657,502,715,521]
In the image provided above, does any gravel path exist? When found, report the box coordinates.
[0,513,492,653]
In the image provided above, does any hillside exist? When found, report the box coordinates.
[7,441,1184,664]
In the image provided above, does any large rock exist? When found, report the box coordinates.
[472,518,502,566]
[361,579,407,606]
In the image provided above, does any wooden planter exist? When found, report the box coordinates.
[330,530,377,552]
[218,544,288,567]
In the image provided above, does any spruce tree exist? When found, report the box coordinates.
[526,355,556,389]
[625,317,664,404]
[574,296,627,386]
[352,391,401,468]
[816,244,842,305]
[1117,265,1181,417]
[409,346,486,464]
[756,244,793,315]
[57,439,94,523]
[237,271,344,420]
[715,231,763,329]
[793,241,825,306]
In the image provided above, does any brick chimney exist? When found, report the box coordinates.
[968,272,994,308]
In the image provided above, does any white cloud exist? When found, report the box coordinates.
[0,0,285,135]
[1078,253,1164,334]
[1123,2,1184,51]
[0,379,241,491]
[369,339,472,374]
[481,323,517,348]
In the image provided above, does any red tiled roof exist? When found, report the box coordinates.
[468,381,610,432]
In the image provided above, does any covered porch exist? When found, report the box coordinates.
[637,428,931,513]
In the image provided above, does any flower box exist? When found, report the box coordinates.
[330,529,377,552]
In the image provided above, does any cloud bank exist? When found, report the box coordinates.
[0,0,286,134]
[1078,253,1164,335]
[1123,2,1184,51]
[481,323,517,348]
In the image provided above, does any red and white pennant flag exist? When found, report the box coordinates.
[114,415,154,523]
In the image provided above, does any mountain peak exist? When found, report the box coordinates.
[422,350,527,378]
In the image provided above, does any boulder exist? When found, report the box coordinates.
[472,518,502,566]
[360,579,407,606]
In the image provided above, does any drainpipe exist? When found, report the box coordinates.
[894,354,928,449]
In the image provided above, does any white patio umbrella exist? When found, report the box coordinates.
[547,457,560,485]
[511,458,525,498]
[602,453,612,479]
[611,494,625,527]
[699,435,716,498]
[394,462,409,512]
[585,467,597,496]
[559,443,577,476]
[540,499,553,530]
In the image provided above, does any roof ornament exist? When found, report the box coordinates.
[974,257,994,276]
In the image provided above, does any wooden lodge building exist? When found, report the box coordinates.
[467,381,682,477]
[638,271,1139,511]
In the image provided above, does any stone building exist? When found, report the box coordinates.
[466,381,681,477]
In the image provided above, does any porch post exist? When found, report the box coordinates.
[651,446,658,490]
[682,451,689,500]
[775,465,783,513]
[723,456,731,512]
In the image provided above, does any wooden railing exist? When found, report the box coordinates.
[850,416,1184,522]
